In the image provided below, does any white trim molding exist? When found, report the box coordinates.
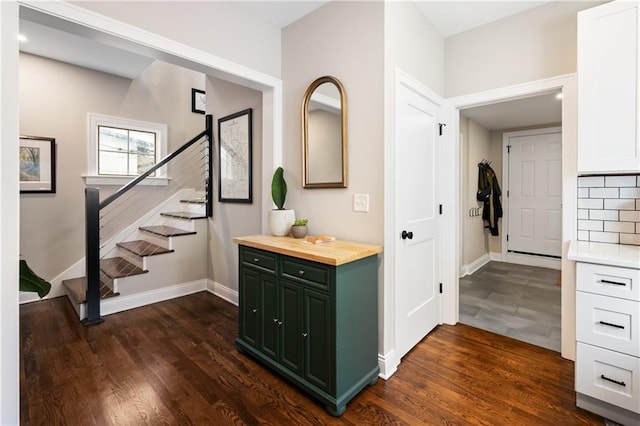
[206,280,238,306]
[377,350,399,380]
[448,73,578,361]
[460,253,490,277]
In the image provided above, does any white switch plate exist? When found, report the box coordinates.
[353,194,369,212]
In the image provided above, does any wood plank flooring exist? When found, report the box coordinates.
[20,293,605,425]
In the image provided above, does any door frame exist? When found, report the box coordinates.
[502,126,563,270]
[448,73,578,361]
[382,68,456,379]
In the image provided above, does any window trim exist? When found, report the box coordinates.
[86,113,168,186]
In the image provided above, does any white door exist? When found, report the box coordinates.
[395,74,442,360]
[506,127,562,258]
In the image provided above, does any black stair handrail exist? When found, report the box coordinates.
[82,114,213,326]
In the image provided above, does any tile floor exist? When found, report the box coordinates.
[459,261,562,352]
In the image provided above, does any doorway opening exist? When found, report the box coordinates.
[457,90,563,352]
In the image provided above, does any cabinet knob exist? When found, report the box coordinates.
[273,318,279,324]
[254,258,260,262]
[298,270,305,275]
[277,320,283,326]
[252,308,258,313]
[302,332,308,338]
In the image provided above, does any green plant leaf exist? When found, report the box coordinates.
[19,259,51,298]
[271,166,287,210]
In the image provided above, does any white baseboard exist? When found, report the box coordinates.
[489,252,502,261]
[206,279,238,306]
[377,350,398,380]
[20,257,85,305]
[459,253,490,277]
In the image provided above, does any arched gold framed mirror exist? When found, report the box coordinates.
[302,76,347,188]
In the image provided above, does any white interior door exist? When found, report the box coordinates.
[395,74,441,360]
[506,127,562,258]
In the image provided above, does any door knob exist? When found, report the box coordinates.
[401,230,413,240]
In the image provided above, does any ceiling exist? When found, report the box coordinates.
[18,0,563,129]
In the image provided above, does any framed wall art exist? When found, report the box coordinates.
[218,108,252,203]
[192,88,206,114]
[19,136,56,194]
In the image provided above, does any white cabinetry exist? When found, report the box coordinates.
[575,261,640,425]
[578,0,640,174]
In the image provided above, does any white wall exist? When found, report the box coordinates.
[207,76,263,293]
[71,0,282,78]
[0,2,20,423]
[19,54,205,294]
[445,1,604,97]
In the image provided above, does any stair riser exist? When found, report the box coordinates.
[180,202,206,215]
[161,217,196,232]
[114,248,145,271]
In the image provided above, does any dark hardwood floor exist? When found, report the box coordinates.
[20,292,604,425]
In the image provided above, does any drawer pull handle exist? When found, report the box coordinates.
[598,320,624,329]
[253,258,260,262]
[600,279,626,286]
[298,270,305,275]
[600,374,626,387]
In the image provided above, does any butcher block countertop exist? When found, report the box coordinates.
[233,235,382,266]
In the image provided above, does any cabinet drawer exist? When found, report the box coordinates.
[577,262,640,301]
[281,257,331,291]
[577,291,640,357]
[241,247,277,272]
[576,343,640,414]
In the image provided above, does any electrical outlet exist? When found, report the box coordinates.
[353,194,369,212]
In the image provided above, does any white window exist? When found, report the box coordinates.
[86,113,168,185]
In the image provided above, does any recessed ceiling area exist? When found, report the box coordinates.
[461,92,562,131]
[19,18,154,80]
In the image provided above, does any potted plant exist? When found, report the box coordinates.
[268,167,295,236]
[19,259,51,298]
[291,218,308,238]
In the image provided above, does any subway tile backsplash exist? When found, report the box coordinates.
[577,175,640,246]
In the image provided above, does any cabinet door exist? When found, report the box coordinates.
[239,268,261,348]
[279,280,303,376]
[578,1,640,173]
[260,274,279,360]
[303,289,333,393]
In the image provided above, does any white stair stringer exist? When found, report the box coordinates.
[99,188,199,258]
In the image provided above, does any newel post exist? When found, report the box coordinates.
[82,187,104,326]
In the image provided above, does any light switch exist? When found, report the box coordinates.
[353,194,369,212]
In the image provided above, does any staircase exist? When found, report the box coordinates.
[63,192,208,320]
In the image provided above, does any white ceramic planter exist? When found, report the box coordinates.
[268,209,295,236]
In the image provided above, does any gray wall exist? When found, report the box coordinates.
[19,53,205,283]
[206,76,263,292]
[445,1,604,97]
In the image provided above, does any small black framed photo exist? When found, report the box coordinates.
[218,108,252,203]
[19,135,56,194]
[191,88,206,114]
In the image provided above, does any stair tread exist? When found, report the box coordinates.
[117,240,174,257]
[161,212,207,220]
[139,225,196,237]
[180,198,206,204]
[62,277,119,304]
[100,257,147,279]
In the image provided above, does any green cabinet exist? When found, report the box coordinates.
[236,244,379,416]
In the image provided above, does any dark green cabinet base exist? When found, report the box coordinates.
[236,337,379,416]
[236,245,380,416]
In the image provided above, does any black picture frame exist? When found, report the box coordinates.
[218,108,252,203]
[191,88,206,114]
[19,135,56,194]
